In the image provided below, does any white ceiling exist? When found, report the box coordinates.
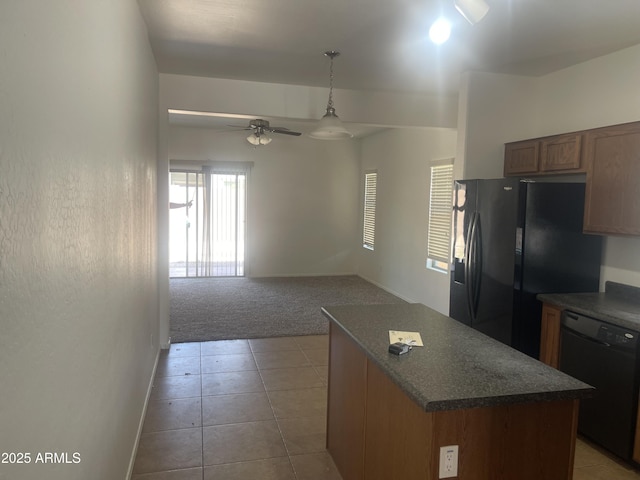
[138,0,640,133]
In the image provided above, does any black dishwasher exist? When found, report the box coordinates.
[559,311,640,460]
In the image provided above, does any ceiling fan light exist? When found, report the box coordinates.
[247,131,272,146]
[455,0,489,25]
[247,133,271,147]
[246,133,261,146]
[309,108,353,140]
[259,135,272,145]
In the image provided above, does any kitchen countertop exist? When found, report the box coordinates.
[322,303,593,412]
[538,282,640,332]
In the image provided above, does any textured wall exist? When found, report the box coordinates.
[0,1,159,479]
[168,126,360,278]
[357,127,457,314]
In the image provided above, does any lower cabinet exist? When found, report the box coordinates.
[540,303,563,368]
[635,404,640,464]
[328,322,579,480]
[326,322,367,479]
[539,302,640,464]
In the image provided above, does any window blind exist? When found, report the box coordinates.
[363,172,377,250]
[427,163,454,264]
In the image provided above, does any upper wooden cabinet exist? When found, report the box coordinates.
[541,133,583,172]
[504,133,584,176]
[583,121,640,236]
[504,120,640,236]
[504,140,539,175]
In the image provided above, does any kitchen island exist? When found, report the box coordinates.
[322,303,593,480]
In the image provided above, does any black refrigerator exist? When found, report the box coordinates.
[449,178,602,358]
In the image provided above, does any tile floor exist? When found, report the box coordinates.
[131,335,340,479]
[132,334,640,480]
[574,437,640,480]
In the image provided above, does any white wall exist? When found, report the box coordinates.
[168,127,360,277]
[0,2,159,479]
[456,71,540,180]
[357,128,458,314]
[458,43,640,288]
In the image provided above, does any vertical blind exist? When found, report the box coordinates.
[169,161,251,278]
[363,171,377,250]
[427,163,454,264]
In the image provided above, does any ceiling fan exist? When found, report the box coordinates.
[228,118,302,146]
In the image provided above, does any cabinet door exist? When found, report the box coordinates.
[540,133,583,173]
[327,322,367,480]
[540,303,563,368]
[504,140,540,176]
[583,122,640,235]
[634,398,640,463]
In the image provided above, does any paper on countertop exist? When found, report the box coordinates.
[388,330,424,347]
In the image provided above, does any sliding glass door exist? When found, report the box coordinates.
[169,167,247,277]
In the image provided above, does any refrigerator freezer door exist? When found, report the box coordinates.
[449,180,476,327]
[449,178,520,345]
[472,178,521,345]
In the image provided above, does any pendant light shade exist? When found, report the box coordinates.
[309,51,353,140]
[455,0,490,25]
[310,107,353,140]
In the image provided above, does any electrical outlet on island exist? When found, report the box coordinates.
[439,445,459,479]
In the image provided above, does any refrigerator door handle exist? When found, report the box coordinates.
[472,215,483,316]
[466,212,478,322]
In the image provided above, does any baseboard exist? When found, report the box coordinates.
[126,348,160,479]
[247,272,357,278]
[355,274,416,304]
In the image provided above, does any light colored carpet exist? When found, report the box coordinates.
[170,275,407,342]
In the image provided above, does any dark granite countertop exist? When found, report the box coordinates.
[322,303,593,412]
[537,282,640,332]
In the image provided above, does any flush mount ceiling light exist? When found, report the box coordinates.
[455,0,490,24]
[309,51,353,140]
[429,18,452,44]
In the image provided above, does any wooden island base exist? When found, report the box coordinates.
[327,323,579,480]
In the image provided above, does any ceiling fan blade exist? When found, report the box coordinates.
[210,127,250,135]
[226,124,252,130]
[269,128,302,136]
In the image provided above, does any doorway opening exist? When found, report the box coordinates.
[169,167,247,277]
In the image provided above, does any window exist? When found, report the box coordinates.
[363,171,377,250]
[427,161,454,272]
[169,162,251,278]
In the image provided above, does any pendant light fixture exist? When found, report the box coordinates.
[309,51,353,140]
[455,0,490,25]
